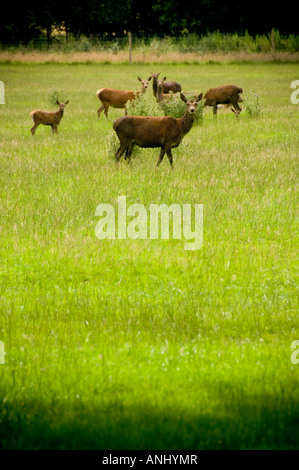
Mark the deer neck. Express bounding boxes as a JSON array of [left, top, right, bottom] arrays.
[[157, 87, 163, 102], [56, 108, 64, 121], [180, 110, 195, 136]]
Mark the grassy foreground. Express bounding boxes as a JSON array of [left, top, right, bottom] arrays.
[[0, 62, 298, 450]]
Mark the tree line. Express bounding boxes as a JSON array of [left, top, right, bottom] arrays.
[[0, 0, 296, 44]]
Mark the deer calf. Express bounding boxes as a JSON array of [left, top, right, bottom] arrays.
[[30, 100, 69, 135], [155, 76, 175, 103], [96, 76, 151, 119], [151, 72, 182, 98], [113, 92, 203, 169], [204, 85, 243, 117]]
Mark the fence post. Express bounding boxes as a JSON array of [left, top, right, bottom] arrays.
[[128, 31, 132, 64]]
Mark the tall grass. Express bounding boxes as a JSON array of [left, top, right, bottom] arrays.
[[2, 30, 299, 54]]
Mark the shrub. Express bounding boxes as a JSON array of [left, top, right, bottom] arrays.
[[106, 129, 120, 159], [48, 89, 68, 105], [125, 92, 161, 117], [244, 92, 262, 118]]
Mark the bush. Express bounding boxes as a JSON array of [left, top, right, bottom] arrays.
[[47, 89, 68, 105], [244, 92, 262, 118], [125, 92, 161, 117], [106, 129, 120, 159]]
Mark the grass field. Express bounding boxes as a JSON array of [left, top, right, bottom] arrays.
[[0, 61, 298, 450]]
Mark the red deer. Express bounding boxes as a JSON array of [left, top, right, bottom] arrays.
[[151, 72, 182, 98], [96, 76, 151, 119], [113, 92, 203, 169], [30, 100, 69, 135], [155, 76, 175, 103], [204, 85, 243, 116]]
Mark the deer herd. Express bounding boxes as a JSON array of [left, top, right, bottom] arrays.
[[30, 71, 243, 168]]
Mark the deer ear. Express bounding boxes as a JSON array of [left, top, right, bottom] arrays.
[[64, 100, 69, 105], [56, 100, 60, 105], [196, 93, 203, 102], [180, 93, 187, 103], [138, 77, 142, 82], [163, 76, 167, 81], [148, 76, 152, 81]]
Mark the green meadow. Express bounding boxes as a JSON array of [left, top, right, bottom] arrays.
[[0, 61, 298, 449]]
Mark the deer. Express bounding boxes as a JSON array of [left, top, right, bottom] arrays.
[[155, 76, 175, 103], [96, 76, 151, 119], [113, 92, 203, 169], [151, 72, 182, 98], [30, 100, 69, 135], [203, 85, 243, 117]]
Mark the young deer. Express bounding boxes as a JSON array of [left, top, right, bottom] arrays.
[[155, 76, 175, 103], [203, 85, 243, 117], [151, 72, 182, 98], [30, 100, 69, 135], [96, 76, 151, 119], [113, 92, 203, 169]]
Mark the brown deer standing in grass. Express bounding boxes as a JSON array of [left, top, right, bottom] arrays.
[[155, 76, 175, 103], [113, 92, 203, 169], [151, 72, 182, 98], [30, 100, 69, 135], [203, 85, 243, 117], [96, 76, 151, 119]]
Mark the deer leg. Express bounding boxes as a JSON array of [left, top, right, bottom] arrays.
[[97, 103, 104, 118], [115, 141, 129, 162], [30, 123, 39, 135], [124, 144, 135, 162], [213, 103, 218, 117], [104, 103, 109, 119], [165, 147, 174, 169], [156, 147, 166, 167], [231, 98, 242, 117]]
